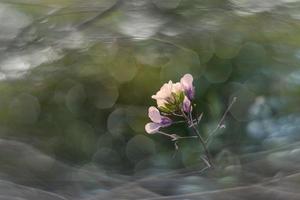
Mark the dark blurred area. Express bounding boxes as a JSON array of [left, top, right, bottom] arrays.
[[1, 0, 300, 199]]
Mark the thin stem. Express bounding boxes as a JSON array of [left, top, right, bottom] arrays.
[[172, 112, 184, 117], [173, 119, 198, 126], [191, 123, 214, 168], [197, 112, 204, 123], [177, 136, 198, 139], [158, 131, 198, 141], [157, 131, 177, 140], [158, 131, 198, 154], [205, 97, 237, 144], [171, 120, 186, 124], [181, 110, 214, 168]]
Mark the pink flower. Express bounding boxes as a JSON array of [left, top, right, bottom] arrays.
[[145, 106, 172, 134], [151, 81, 184, 107], [180, 74, 195, 100], [151, 74, 195, 109]]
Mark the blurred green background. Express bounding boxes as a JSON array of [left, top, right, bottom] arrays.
[[1, 0, 300, 199]]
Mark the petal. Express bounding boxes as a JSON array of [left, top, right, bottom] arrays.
[[180, 74, 193, 88], [148, 106, 162, 123], [157, 99, 167, 107], [160, 117, 172, 127], [152, 82, 173, 100], [183, 96, 191, 113], [167, 80, 173, 91], [145, 122, 161, 134], [171, 82, 184, 93], [180, 74, 195, 99], [161, 81, 173, 98], [187, 89, 195, 100]]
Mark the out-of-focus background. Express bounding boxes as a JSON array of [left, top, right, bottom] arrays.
[[1, 0, 300, 199]]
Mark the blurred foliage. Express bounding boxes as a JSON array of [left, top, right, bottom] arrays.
[[0, 0, 300, 177]]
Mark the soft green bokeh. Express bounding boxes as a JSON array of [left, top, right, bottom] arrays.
[[1, 0, 300, 178]]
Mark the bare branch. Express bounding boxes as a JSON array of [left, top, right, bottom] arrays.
[[197, 112, 204, 123], [181, 109, 214, 168], [205, 97, 237, 144]]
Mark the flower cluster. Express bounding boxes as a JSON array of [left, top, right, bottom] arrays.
[[145, 74, 195, 134], [145, 73, 236, 169]]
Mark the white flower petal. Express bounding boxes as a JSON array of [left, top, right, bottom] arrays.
[[180, 74, 193, 90], [172, 82, 184, 93], [145, 122, 161, 134], [157, 99, 167, 107], [148, 106, 162, 123], [152, 76, 189, 108], [152, 82, 172, 100]]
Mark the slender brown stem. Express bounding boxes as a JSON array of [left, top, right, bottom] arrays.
[[181, 110, 214, 168], [190, 123, 214, 168]]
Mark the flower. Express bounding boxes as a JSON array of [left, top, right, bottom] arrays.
[[145, 106, 172, 134], [151, 74, 195, 113], [151, 81, 184, 108], [146, 74, 195, 133], [180, 74, 195, 100]]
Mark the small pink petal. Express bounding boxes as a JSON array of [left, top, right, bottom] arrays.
[[183, 96, 191, 113], [172, 82, 184, 93], [180, 74, 195, 99], [145, 122, 161, 134], [160, 116, 172, 127], [167, 80, 173, 91], [180, 74, 193, 89], [151, 82, 173, 101], [148, 106, 162, 123]]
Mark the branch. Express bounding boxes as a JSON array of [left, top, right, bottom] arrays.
[[205, 97, 237, 144], [181, 109, 214, 168]]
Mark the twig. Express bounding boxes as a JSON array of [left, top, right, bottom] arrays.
[[171, 120, 185, 124], [205, 97, 237, 144], [157, 131, 178, 141], [157, 131, 198, 141], [178, 136, 198, 139], [197, 112, 204, 123], [181, 109, 214, 168]]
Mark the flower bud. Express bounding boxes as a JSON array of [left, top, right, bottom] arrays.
[[183, 96, 191, 113]]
